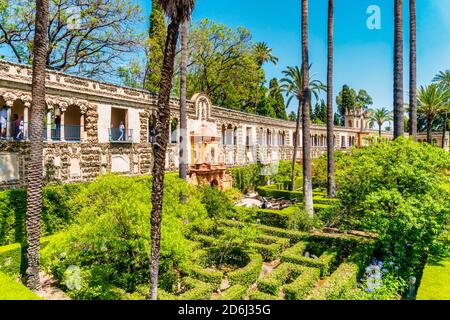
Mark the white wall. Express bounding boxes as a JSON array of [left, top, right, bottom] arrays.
[[97, 103, 111, 143]]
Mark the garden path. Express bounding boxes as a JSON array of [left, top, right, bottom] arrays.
[[38, 271, 70, 300]]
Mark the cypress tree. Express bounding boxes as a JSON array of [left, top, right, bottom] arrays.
[[145, 0, 167, 92], [269, 78, 287, 119]]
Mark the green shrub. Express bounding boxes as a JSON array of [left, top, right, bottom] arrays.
[[307, 262, 359, 300], [248, 290, 280, 300], [213, 285, 247, 300], [335, 138, 450, 277], [230, 164, 268, 194], [251, 235, 290, 261], [257, 263, 304, 295], [0, 271, 43, 300], [199, 185, 235, 219], [280, 242, 338, 276], [41, 174, 208, 299], [228, 252, 263, 287], [0, 183, 82, 245], [283, 267, 321, 300], [256, 185, 303, 201]]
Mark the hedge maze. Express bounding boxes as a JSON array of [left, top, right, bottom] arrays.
[[177, 212, 376, 300]]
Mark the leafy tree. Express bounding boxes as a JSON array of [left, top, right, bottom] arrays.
[[0, 0, 142, 79], [355, 89, 373, 109], [25, 0, 49, 292], [368, 107, 393, 138], [334, 139, 450, 279], [186, 19, 262, 111], [269, 78, 287, 119], [336, 85, 373, 125], [145, 0, 167, 92], [336, 85, 356, 125]]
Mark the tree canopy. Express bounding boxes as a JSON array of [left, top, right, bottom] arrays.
[[0, 0, 142, 79]]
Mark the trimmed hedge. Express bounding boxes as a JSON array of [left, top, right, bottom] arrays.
[[257, 263, 304, 295], [257, 185, 303, 201], [251, 235, 290, 262], [185, 264, 223, 288], [228, 252, 263, 287], [0, 184, 82, 246], [256, 224, 309, 244], [213, 285, 247, 300], [307, 262, 359, 300], [283, 267, 321, 300], [0, 234, 57, 278], [157, 277, 214, 300], [0, 271, 43, 300], [280, 242, 338, 276], [248, 290, 281, 300]]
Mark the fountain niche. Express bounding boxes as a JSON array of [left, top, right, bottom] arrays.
[[188, 94, 232, 191]]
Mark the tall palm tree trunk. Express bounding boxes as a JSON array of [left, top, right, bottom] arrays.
[[179, 21, 188, 180], [26, 0, 49, 291], [426, 119, 433, 144], [150, 21, 180, 300], [442, 113, 447, 149], [291, 98, 301, 191], [393, 0, 404, 139], [409, 0, 417, 141], [379, 124, 382, 138], [326, 0, 336, 198], [301, 0, 314, 216]]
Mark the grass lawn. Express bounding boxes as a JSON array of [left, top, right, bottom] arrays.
[[416, 257, 450, 300], [0, 272, 42, 300]]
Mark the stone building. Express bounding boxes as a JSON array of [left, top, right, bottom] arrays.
[[0, 60, 447, 190]]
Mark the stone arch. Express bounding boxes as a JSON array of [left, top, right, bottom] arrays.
[[191, 93, 212, 121]]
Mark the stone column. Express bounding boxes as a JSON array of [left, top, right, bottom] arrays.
[[60, 110, 65, 141], [24, 103, 30, 140], [80, 113, 85, 141], [5, 104, 12, 139], [47, 109, 52, 141]]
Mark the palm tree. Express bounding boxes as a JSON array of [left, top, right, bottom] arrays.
[[179, 21, 188, 180], [369, 107, 393, 138], [150, 0, 195, 301], [280, 66, 325, 195], [393, 0, 404, 139], [433, 70, 450, 148], [253, 42, 278, 112], [301, 0, 314, 216], [253, 42, 279, 67], [26, 0, 49, 291], [409, 0, 417, 141], [417, 84, 447, 144], [326, 0, 335, 198]]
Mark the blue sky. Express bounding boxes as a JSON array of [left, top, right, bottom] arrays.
[[139, 0, 450, 114]]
